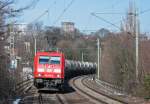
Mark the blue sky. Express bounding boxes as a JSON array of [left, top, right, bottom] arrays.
[[14, 0, 150, 34]]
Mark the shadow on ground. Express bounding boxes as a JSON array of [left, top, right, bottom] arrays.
[[38, 71, 96, 94], [37, 78, 75, 94]]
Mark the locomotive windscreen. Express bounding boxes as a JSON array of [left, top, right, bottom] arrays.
[[39, 56, 50, 64], [50, 56, 60, 64]]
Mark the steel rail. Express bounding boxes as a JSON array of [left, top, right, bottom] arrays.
[[71, 76, 107, 104], [71, 76, 129, 104], [82, 76, 129, 104]]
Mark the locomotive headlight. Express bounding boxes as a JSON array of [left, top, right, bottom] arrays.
[[57, 74, 60, 77], [38, 68, 44, 72], [54, 69, 61, 73], [38, 73, 41, 77]]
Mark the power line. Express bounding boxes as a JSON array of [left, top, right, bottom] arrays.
[[94, 7, 150, 16], [30, 10, 48, 24], [47, 0, 57, 10], [81, 29, 97, 32], [53, 0, 75, 25], [91, 13, 121, 30], [29, 0, 57, 24], [110, 0, 125, 8], [81, 20, 120, 33], [83, 14, 93, 33], [94, 12, 124, 15], [140, 8, 150, 15]]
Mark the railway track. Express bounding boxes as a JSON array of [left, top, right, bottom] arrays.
[[16, 75, 132, 104], [16, 78, 33, 96], [18, 76, 94, 104], [15, 79, 66, 104], [19, 88, 67, 104], [70, 76, 129, 104]]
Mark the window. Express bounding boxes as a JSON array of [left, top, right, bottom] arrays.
[[50, 56, 60, 64], [39, 56, 50, 64]]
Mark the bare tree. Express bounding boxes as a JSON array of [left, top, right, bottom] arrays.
[[0, 0, 39, 102]]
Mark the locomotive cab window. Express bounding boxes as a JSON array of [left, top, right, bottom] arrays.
[[39, 56, 50, 64], [50, 56, 60, 64]]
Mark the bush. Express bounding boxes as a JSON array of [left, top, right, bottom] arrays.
[[144, 75, 150, 97]]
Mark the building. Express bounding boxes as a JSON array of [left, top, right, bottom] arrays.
[[139, 33, 148, 41], [61, 22, 75, 33], [14, 23, 27, 36]]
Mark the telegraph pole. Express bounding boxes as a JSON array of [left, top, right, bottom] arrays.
[[97, 38, 100, 79], [33, 29, 37, 56], [135, 7, 139, 83], [34, 37, 36, 56], [132, 0, 139, 83]]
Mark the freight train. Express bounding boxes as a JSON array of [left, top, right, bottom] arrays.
[[33, 51, 96, 90]]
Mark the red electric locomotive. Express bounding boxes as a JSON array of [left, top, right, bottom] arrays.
[[33, 51, 65, 90]]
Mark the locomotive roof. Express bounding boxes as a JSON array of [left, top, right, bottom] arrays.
[[36, 51, 63, 56]]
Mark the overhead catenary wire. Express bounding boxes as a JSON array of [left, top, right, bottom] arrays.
[[29, 0, 57, 24], [91, 11, 141, 35], [140, 8, 150, 15], [30, 10, 48, 24], [81, 21, 120, 33], [53, 0, 75, 25], [110, 0, 126, 9], [91, 6, 146, 32], [91, 13, 121, 30], [9, 0, 56, 29], [94, 12, 124, 15], [94, 7, 150, 17], [83, 14, 94, 33], [82, 0, 126, 34], [92, 1, 150, 31]]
